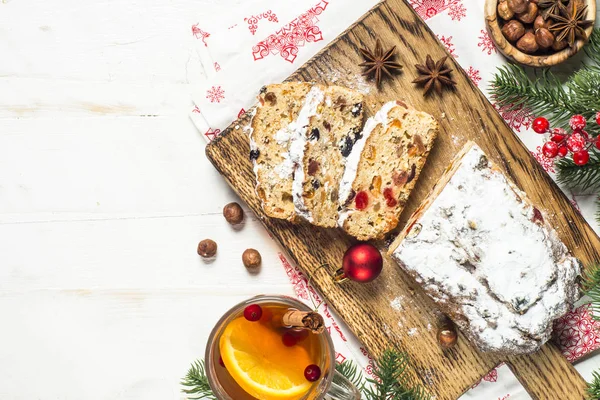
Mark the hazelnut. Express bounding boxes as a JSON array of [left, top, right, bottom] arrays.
[[535, 28, 555, 49], [502, 20, 525, 42], [242, 248, 262, 269], [438, 328, 458, 348], [516, 31, 539, 53], [533, 14, 549, 30], [497, 0, 514, 20], [223, 202, 244, 225], [516, 2, 538, 24], [198, 239, 217, 258], [507, 0, 529, 14], [552, 39, 568, 51]]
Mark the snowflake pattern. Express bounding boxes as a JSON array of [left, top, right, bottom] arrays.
[[554, 304, 600, 362], [437, 35, 458, 58], [448, 2, 467, 20], [191, 23, 210, 46], [531, 145, 556, 173], [493, 102, 533, 132], [214, 62, 221, 72], [408, 0, 464, 20], [206, 86, 225, 103], [245, 10, 279, 35], [204, 128, 221, 141], [252, 0, 329, 63], [466, 66, 481, 86], [478, 29, 497, 55], [191, 105, 201, 114]]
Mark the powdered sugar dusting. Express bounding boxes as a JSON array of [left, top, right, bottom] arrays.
[[390, 296, 404, 311], [407, 327, 418, 336]]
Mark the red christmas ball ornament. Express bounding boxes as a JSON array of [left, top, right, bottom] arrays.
[[532, 117, 550, 134], [557, 145, 568, 157], [596, 111, 600, 125], [573, 149, 590, 166], [338, 243, 383, 283], [244, 304, 263, 322], [569, 114, 587, 131], [542, 141, 558, 158]]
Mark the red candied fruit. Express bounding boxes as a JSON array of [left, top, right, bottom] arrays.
[[383, 187, 397, 207], [355, 191, 369, 210]]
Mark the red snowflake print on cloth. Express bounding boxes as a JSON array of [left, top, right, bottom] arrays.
[[214, 62, 221, 72], [471, 363, 503, 389], [554, 304, 600, 362], [437, 35, 458, 58], [279, 253, 309, 300], [238, 108, 247, 119], [204, 128, 221, 141], [322, 304, 347, 342], [531, 145, 556, 173], [408, 0, 464, 20], [492, 101, 533, 132], [335, 352, 347, 364], [206, 86, 225, 103], [478, 29, 497, 55], [448, 2, 467, 20], [252, 0, 329, 63], [191, 105, 201, 114], [466, 66, 481, 86], [359, 347, 376, 377], [191, 23, 210, 46], [245, 10, 279, 35]]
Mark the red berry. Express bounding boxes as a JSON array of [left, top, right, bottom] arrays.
[[551, 133, 566, 143], [573, 149, 590, 166], [282, 332, 298, 347], [383, 187, 397, 207], [596, 111, 600, 125], [557, 145, 568, 157], [595, 136, 600, 150], [569, 114, 587, 131], [244, 304, 263, 322], [289, 328, 309, 342], [567, 132, 586, 152], [532, 117, 550, 134], [542, 142, 558, 158], [304, 364, 321, 382], [355, 191, 369, 210], [219, 356, 226, 368]]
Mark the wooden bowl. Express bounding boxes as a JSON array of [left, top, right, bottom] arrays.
[[484, 0, 596, 67]]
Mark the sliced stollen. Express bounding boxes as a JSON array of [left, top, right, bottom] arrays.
[[388, 142, 581, 354], [338, 101, 438, 240], [249, 82, 314, 221], [293, 86, 365, 227]]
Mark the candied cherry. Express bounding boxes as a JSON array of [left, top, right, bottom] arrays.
[[355, 191, 369, 210], [244, 304, 263, 322], [569, 114, 587, 131], [542, 142, 558, 158], [282, 332, 298, 347], [573, 149, 590, 166], [532, 117, 549, 134], [383, 187, 397, 207], [304, 364, 322, 382]]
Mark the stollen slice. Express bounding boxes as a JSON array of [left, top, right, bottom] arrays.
[[249, 82, 313, 221], [338, 101, 438, 240], [293, 86, 365, 227]]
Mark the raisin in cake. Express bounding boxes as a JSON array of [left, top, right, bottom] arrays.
[[389, 142, 581, 354], [338, 101, 438, 241], [293, 86, 364, 227], [249, 82, 314, 221]]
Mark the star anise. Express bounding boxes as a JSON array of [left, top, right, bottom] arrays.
[[549, 0, 593, 48], [359, 39, 402, 87], [537, 0, 567, 19], [412, 55, 456, 96]]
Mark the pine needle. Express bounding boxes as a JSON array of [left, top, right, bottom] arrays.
[[588, 371, 600, 399], [556, 150, 600, 192], [181, 359, 216, 399], [336, 360, 367, 391]]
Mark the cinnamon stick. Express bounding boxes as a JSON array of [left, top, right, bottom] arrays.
[[282, 310, 325, 334]]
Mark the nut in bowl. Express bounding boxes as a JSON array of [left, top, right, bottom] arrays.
[[485, 0, 596, 67]]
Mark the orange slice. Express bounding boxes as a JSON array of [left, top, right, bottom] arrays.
[[219, 316, 315, 400]]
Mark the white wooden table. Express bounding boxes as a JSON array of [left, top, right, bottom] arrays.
[[0, 1, 295, 398]]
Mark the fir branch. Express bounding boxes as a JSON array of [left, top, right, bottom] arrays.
[[364, 350, 430, 400], [181, 359, 216, 400], [584, 29, 600, 68], [556, 150, 600, 192], [336, 360, 367, 391], [583, 264, 600, 323], [587, 371, 600, 399]]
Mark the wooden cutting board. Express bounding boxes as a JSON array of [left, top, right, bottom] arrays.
[[205, 0, 600, 398]]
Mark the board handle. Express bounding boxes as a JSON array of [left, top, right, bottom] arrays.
[[506, 342, 588, 400]]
